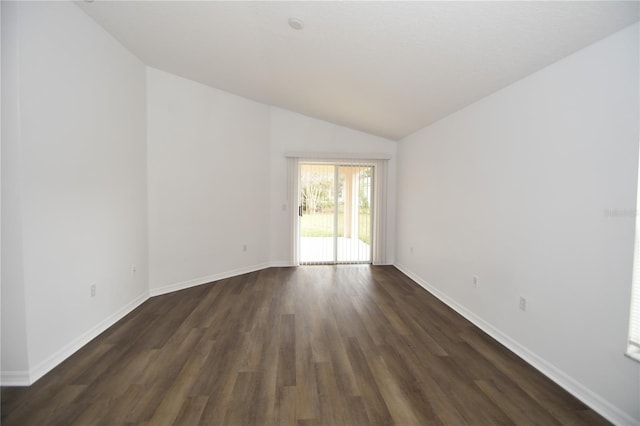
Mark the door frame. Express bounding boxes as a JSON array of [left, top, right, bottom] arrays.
[[298, 162, 375, 265], [286, 153, 389, 266]]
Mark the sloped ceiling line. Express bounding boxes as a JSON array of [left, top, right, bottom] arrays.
[[77, 1, 640, 140]]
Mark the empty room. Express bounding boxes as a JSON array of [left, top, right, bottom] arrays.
[[2, 1, 639, 425]]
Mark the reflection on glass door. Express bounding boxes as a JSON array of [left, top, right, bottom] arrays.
[[299, 163, 373, 264]]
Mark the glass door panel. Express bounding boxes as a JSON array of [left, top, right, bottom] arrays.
[[299, 163, 373, 265], [337, 166, 372, 263], [299, 164, 336, 264]]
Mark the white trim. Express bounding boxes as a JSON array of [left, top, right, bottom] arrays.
[[627, 139, 640, 359], [2, 263, 302, 387], [1, 291, 150, 386], [293, 158, 388, 265], [394, 263, 639, 426], [285, 151, 391, 160], [372, 160, 387, 265], [288, 158, 300, 266], [0, 371, 31, 387], [149, 262, 271, 297], [5, 262, 633, 424], [625, 345, 640, 363]]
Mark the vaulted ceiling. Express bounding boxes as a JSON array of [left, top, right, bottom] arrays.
[[77, 1, 639, 140]]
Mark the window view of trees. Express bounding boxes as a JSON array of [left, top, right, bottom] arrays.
[[300, 165, 372, 244], [300, 170, 335, 214], [301, 167, 371, 215]]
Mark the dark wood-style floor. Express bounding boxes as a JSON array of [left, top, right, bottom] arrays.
[[2, 266, 608, 425]]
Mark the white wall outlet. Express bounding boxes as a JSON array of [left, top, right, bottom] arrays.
[[519, 296, 527, 311], [242, 244, 247, 252], [90, 284, 96, 297], [131, 265, 137, 276], [473, 276, 479, 288]]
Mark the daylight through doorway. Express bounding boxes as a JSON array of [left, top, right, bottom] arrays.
[[299, 163, 373, 264]]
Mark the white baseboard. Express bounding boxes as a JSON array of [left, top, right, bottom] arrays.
[[16, 261, 629, 424], [0, 370, 30, 386], [394, 263, 638, 426], [149, 262, 273, 297], [3, 263, 298, 387], [1, 291, 150, 387]]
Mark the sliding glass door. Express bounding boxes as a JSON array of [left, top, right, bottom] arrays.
[[299, 163, 373, 264]]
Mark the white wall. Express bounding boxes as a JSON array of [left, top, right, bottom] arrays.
[[1, 2, 396, 383], [8, 7, 633, 424], [269, 107, 397, 265], [146, 76, 396, 293], [1, 1, 148, 383], [1, 1, 30, 380], [396, 23, 640, 425], [147, 68, 271, 294]]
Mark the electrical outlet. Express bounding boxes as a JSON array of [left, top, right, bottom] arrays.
[[131, 265, 137, 276], [90, 284, 96, 298], [473, 276, 479, 288], [519, 296, 527, 311], [242, 244, 247, 252]]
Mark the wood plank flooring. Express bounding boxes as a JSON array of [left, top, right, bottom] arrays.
[[1, 266, 609, 425]]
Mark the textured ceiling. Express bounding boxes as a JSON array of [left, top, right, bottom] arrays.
[[77, 1, 639, 140]]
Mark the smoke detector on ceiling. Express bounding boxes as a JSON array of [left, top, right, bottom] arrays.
[[288, 17, 304, 30]]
